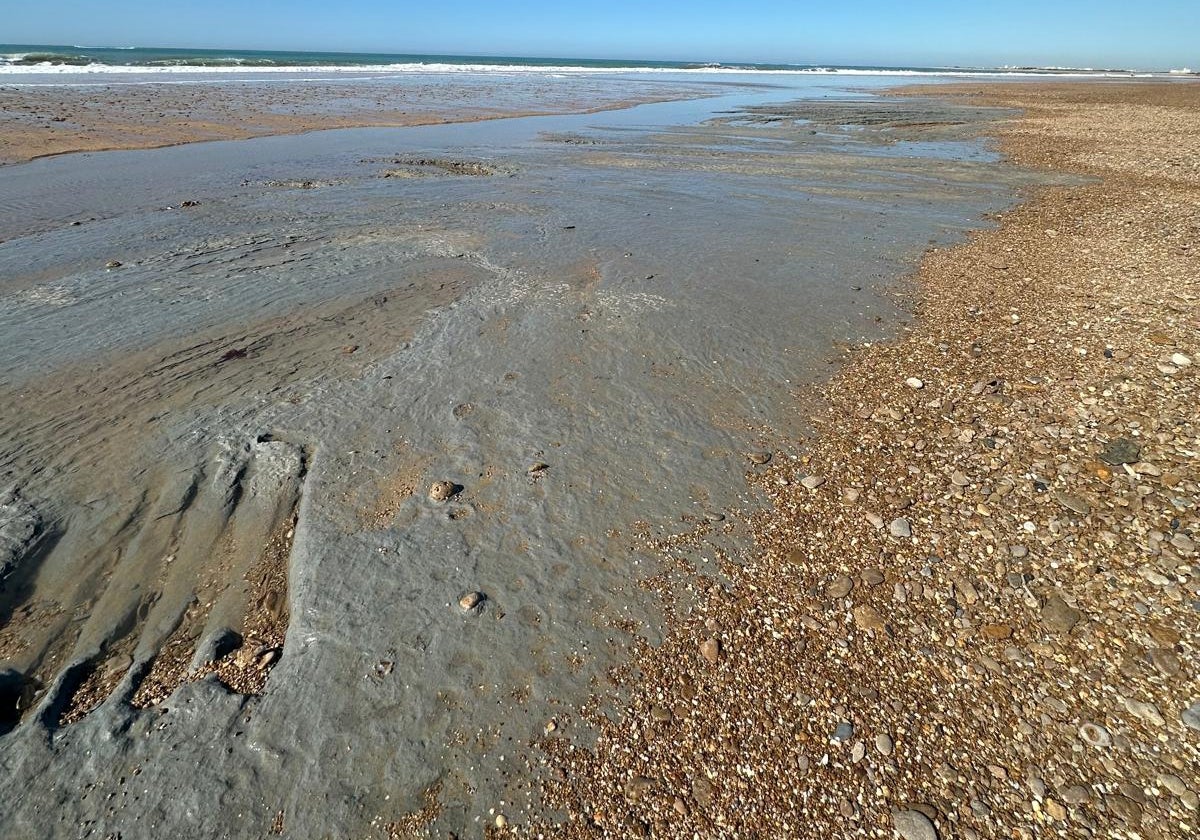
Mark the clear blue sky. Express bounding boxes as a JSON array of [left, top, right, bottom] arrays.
[[5, 0, 1197, 69]]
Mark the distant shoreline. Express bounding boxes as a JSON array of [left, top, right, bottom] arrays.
[[1, 44, 1191, 77]]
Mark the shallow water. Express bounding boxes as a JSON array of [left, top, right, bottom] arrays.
[[0, 74, 1047, 837]]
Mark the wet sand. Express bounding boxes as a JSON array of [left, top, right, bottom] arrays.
[[533, 81, 1200, 838], [0, 74, 720, 164], [0, 75, 1148, 838]]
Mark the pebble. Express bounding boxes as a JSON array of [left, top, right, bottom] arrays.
[[699, 638, 721, 664], [458, 591, 484, 611], [1149, 648, 1180, 676], [691, 777, 714, 806], [800, 475, 826, 490], [905, 377, 925, 389], [1040, 593, 1082, 633], [1099, 438, 1141, 466], [1078, 722, 1112, 748], [875, 733, 894, 756], [853, 604, 886, 632], [889, 518, 913, 539], [494, 814, 508, 829], [105, 260, 122, 269], [1159, 773, 1189, 797], [1182, 700, 1200, 731], [747, 451, 772, 465], [1061, 786, 1091, 805], [893, 809, 938, 840], [850, 741, 866, 763], [865, 512, 886, 530], [1170, 352, 1192, 366], [950, 470, 970, 487], [1105, 794, 1142, 824], [1044, 799, 1067, 821], [980, 623, 1013, 640], [624, 776, 656, 802], [1052, 490, 1091, 516], [428, 480, 456, 502], [827, 575, 854, 598], [861, 568, 885, 586], [832, 722, 854, 742], [102, 653, 133, 680], [1120, 695, 1164, 726]]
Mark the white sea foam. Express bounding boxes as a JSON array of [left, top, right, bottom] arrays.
[[0, 60, 1159, 78]]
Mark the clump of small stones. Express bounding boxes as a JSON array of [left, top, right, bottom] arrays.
[[528, 83, 1200, 839]]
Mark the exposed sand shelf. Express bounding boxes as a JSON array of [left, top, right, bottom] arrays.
[[0, 82, 1050, 836]]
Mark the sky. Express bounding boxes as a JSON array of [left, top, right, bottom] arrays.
[[4, 0, 1197, 70]]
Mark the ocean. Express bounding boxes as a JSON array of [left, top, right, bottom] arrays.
[[0, 43, 1167, 76]]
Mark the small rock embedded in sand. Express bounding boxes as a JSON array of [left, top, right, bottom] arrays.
[[893, 808, 938, 840], [527, 462, 550, 475], [691, 777, 714, 807], [889, 518, 913, 538], [875, 733, 894, 756], [494, 814, 508, 828], [950, 470, 970, 487], [428, 480, 456, 502], [105, 260, 122, 269], [853, 605, 886, 632], [827, 575, 854, 598], [1120, 695, 1164, 726], [1159, 774, 1189, 797], [800, 475, 825, 490], [699, 638, 721, 664], [980, 623, 1013, 640], [1099, 438, 1141, 465], [832, 721, 854, 742], [1045, 799, 1067, 821], [102, 653, 133, 679], [861, 568, 884, 586], [624, 775, 656, 802], [1052, 490, 1091, 516], [458, 591, 484, 611], [747, 451, 772, 465], [1078, 722, 1112, 748], [1182, 700, 1200, 731], [1062, 786, 1091, 805], [905, 377, 925, 389], [1040, 593, 1081, 633], [1170, 352, 1191, 367]]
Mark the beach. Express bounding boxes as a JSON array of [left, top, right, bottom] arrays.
[[0, 70, 1195, 839], [534, 81, 1200, 838]]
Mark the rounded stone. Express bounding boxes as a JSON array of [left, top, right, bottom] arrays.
[[892, 808, 938, 840], [428, 480, 456, 502], [1078, 722, 1112, 748], [827, 575, 854, 598]]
